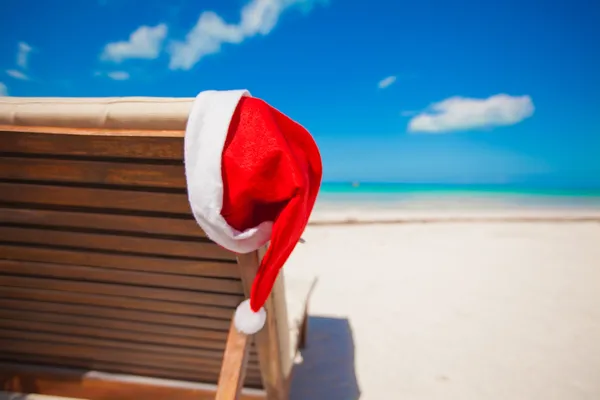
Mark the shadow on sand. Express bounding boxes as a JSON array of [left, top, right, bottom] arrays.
[[290, 316, 361, 400]]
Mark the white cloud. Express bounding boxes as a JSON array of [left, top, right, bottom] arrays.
[[169, 0, 326, 70], [6, 69, 29, 80], [17, 42, 33, 69], [378, 75, 396, 89], [102, 24, 168, 62], [0, 82, 8, 96], [107, 71, 130, 80], [408, 94, 535, 133], [94, 70, 131, 80]]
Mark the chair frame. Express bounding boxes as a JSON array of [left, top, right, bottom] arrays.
[[0, 124, 310, 400], [0, 246, 300, 400]]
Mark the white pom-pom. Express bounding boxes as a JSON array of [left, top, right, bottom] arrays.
[[234, 299, 266, 334]]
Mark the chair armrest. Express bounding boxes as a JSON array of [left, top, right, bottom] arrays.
[[216, 316, 251, 400]]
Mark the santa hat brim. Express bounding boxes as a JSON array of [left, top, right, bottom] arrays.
[[184, 89, 273, 255]]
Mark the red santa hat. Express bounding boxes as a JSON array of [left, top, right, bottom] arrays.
[[184, 89, 322, 334]]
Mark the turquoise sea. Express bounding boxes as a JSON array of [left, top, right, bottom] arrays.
[[316, 182, 600, 211]]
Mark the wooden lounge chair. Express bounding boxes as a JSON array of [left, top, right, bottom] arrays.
[[0, 97, 315, 400]]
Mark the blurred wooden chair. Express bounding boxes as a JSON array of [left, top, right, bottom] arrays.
[[0, 97, 315, 400]]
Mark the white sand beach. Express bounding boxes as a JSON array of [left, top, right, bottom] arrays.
[[286, 212, 600, 399]]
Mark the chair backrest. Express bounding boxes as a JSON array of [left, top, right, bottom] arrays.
[[0, 97, 292, 397]]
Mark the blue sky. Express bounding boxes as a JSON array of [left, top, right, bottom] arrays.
[[2, 0, 599, 187]]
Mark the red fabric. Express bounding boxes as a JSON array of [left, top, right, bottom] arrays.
[[221, 97, 322, 312]]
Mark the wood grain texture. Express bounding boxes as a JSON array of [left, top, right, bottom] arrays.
[[0, 244, 239, 278], [0, 347, 262, 387], [0, 362, 266, 400], [0, 331, 225, 365], [0, 127, 276, 396], [0, 329, 261, 366], [0, 284, 235, 319], [0, 225, 234, 260], [216, 317, 252, 400], [0, 313, 230, 348], [237, 250, 289, 400], [0, 129, 184, 159], [0, 207, 206, 237], [0, 156, 186, 188], [1, 353, 216, 383], [0, 351, 263, 387], [0, 275, 242, 309], [0, 354, 263, 387], [0, 338, 227, 371], [0, 225, 231, 259], [0, 306, 260, 362], [0, 304, 261, 360], [0, 182, 190, 214], [0, 125, 187, 137], [0, 259, 243, 294], [0, 305, 231, 336]]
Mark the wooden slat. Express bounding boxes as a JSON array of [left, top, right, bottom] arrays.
[[0, 259, 243, 294], [0, 182, 191, 214], [0, 285, 234, 319], [0, 129, 184, 159], [0, 305, 230, 336], [0, 275, 242, 309], [0, 338, 236, 373], [0, 354, 263, 387], [0, 156, 186, 188], [0, 244, 239, 278], [0, 362, 266, 400], [0, 313, 229, 349], [0, 329, 261, 368], [216, 318, 252, 400], [0, 306, 260, 361], [1, 353, 216, 383], [0, 341, 263, 384], [0, 354, 262, 387], [0, 329, 239, 364], [0, 226, 235, 260], [0, 128, 273, 396], [0, 207, 206, 237], [0, 339, 221, 370]]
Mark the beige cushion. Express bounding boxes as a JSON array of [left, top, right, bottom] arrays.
[[0, 97, 194, 130]]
